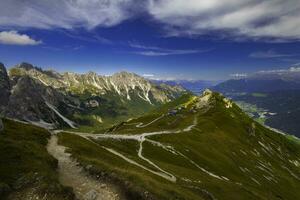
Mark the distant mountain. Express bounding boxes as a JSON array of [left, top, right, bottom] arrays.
[[59, 90, 300, 200], [250, 67, 300, 83], [213, 72, 300, 137], [1, 62, 185, 129], [214, 67, 300, 94], [213, 79, 300, 94], [152, 80, 220, 94], [231, 90, 300, 137]]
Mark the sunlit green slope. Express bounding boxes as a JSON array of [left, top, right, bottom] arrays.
[[59, 90, 300, 200]]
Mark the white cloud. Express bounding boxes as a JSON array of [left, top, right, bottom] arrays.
[[290, 67, 300, 72], [134, 50, 203, 56], [0, 0, 141, 30], [147, 0, 300, 40], [230, 66, 300, 80], [255, 67, 300, 74], [0, 31, 41, 45], [129, 42, 213, 56], [142, 74, 154, 77], [0, 0, 299, 40], [249, 50, 297, 59], [230, 73, 248, 78]]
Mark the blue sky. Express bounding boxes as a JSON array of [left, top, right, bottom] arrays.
[[0, 0, 300, 80]]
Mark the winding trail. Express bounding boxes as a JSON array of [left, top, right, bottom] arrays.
[[47, 135, 122, 200], [135, 114, 165, 128], [57, 114, 227, 184]]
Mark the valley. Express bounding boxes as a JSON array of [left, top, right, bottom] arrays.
[[213, 77, 300, 137]]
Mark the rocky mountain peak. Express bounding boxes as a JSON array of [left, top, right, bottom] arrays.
[[188, 89, 233, 111], [3, 62, 186, 128], [16, 62, 38, 71], [113, 71, 136, 77], [0, 62, 5, 71], [86, 71, 98, 76]]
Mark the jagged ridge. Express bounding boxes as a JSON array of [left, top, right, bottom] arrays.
[[2, 62, 186, 129]]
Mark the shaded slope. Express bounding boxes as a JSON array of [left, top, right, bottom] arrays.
[[0, 118, 74, 200]]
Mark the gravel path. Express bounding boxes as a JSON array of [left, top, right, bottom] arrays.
[[47, 135, 122, 200]]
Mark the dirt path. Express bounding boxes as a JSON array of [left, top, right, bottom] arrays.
[[47, 135, 122, 200], [58, 116, 199, 183]]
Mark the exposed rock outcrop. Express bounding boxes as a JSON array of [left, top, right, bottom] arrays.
[[0, 63, 10, 113], [0, 118, 3, 132]]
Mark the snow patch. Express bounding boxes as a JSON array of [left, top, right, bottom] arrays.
[[45, 102, 77, 129], [28, 119, 56, 129]]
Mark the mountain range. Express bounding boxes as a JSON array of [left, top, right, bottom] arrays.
[[0, 62, 185, 130]]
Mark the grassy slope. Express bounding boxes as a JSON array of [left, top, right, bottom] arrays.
[[0, 118, 74, 200], [58, 93, 300, 200], [65, 92, 159, 133]]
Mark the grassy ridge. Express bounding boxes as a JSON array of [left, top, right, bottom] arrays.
[[58, 132, 204, 200], [0, 118, 74, 200], [58, 92, 300, 200]]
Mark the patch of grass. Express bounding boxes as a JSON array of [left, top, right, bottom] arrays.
[[58, 132, 205, 200], [0, 118, 74, 200]]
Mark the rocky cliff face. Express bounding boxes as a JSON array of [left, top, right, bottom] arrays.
[[0, 118, 3, 131], [5, 76, 78, 128], [0, 63, 10, 113]]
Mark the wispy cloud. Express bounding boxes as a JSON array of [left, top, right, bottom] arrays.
[[72, 45, 84, 50], [249, 50, 297, 59], [129, 42, 213, 56], [229, 66, 300, 80], [61, 30, 113, 45], [148, 0, 300, 41], [0, 30, 41, 45], [291, 62, 300, 66], [0, 1, 299, 41], [230, 73, 248, 78], [134, 50, 205, 56], [142, 73, 154, 77], [0, 0, 140, 30], [257, 67, 300, 74]]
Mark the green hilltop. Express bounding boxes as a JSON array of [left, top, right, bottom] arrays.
[[57, 90, 300, 200]]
